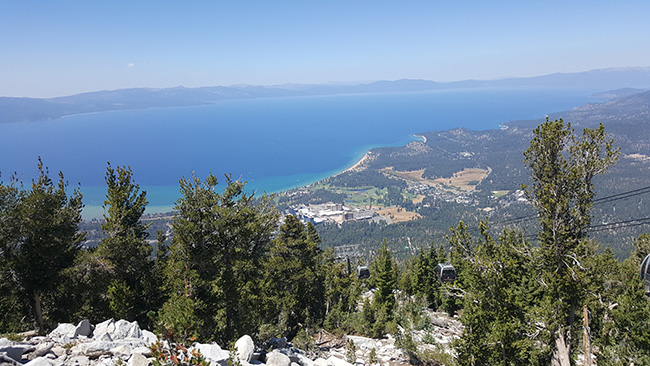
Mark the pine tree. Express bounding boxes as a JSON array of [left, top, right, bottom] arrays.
[[262, 215, 325, 338], [12, 158, 85, 332], [362, 243, 397, 338], [149, 230, 169, 316], [410, 243, 446, 309], [162, 173, 278, 344], [321, 248, 361, 332], [373, 244, 396, 315], [450, 221, 546, 365], [596, 235, 650, 365], [96, 163, 154, 324], [522, 118, 619, 366], [631, 233, 650, 262], [0, 174, 26, 331]]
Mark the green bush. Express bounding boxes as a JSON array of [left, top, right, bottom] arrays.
[[155, 294, 203, 344], [395, 330, 417, 362], [345, 339, 356, 364], [292, 329, 315, 355], [422, 333, 436, 344], [418, 346, 453, 366]]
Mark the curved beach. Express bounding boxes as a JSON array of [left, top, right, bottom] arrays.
[[337, 151, 374, 176]]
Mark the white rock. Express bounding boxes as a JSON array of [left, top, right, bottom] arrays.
[[29, 336, 48, 344], [274, 348, 302, 363], [71, 340, 117, 356], [294, 352, 314, 366], [92, 319, 142, 341], [345, 336, 376, 351], [48, 323, 77, 343], [94, 356, 118, 366], [28, 342, 53, 359], [112, 320, 142, 340], [51, 346, 66, 357], [0, 338, 14, 347], [72, 338, 147, 357], [266, 351, 291, 366], [313, 358, 332, 366], [141, 330, 157, 346], [128, 352, 150, 366], [66, 355, 90, 366], [23, 357, 55, 366], [326, 357, 353, 366], [98, 333, 113, 342], [93, 319, 115, 340], [110, 344, 133, 356], [235, 335, 254, 362], [132, 346, 152, 357], [193, 343, 229, 366]]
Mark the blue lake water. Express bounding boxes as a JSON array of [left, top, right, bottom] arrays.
[[0, 87, 604, 218]]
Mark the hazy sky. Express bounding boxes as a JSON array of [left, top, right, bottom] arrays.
[[2, 1, 649, 98]]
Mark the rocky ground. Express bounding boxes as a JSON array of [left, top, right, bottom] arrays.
[[0, 312, 462, 366]]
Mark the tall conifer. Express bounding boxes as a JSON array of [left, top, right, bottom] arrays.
[[13, 158, 84, 331], [522, 118, 618, 365], [96, 163, 153, 323], [262, 215, 325, 338], [162, 174, 278, 344]]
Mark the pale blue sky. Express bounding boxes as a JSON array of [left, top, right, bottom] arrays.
[[1, 0, 649, 97]]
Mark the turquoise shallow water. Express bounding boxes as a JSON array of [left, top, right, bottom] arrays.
[[0, 87, 602, 219]]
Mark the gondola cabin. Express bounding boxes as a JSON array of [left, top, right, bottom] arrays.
[[641, 253, 650, 295], [435, 263, 457, 283], [357, 265, 370, 280]]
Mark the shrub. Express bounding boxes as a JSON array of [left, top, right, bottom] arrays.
[[345, 339, 356, 364]]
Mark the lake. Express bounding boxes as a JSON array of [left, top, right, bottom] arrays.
[[0, 86, 604, 218]]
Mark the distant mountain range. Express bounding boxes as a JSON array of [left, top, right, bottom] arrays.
[[2, 67, 650, 124]]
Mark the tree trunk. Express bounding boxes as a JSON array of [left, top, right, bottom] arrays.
[[551, 330, 571, 366], [33, 290, 44, 333]]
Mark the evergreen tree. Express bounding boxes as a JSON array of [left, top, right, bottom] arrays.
[[522, 118, 619, 366], [150, 230, 169, 316], [12, 158, 85, 332], [450, 221, 546, 365], [161, 174, 278, 344], [0, 174, 26, 331], [64, 248, 114, 323], [96, 163, 154, 324], [372, 243, 396, 315], [262, 215, 325, 338], [321, 248, 361, 332], [410, 243, 446, 309], [631, 232, 650, 262], [361, 243, 397, 338], [596, 235, 650, 364]]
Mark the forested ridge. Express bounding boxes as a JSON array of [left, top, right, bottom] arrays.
[[2, 117, 650, 365]]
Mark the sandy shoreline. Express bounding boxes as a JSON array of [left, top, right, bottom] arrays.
[[333, 134, 423, 179], [337, 151, 373, 176]]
